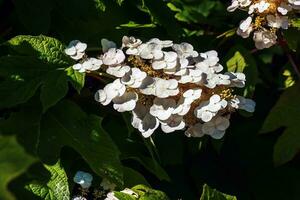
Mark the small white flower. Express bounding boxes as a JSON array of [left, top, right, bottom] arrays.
[[113, 91, 138, 112], [253, 30, 277, 49], [72, 196, 87, 200], [73, 171, 93, 189], [289, 0, 300, 8], [183, 89, 202, 104], [148, 38, 173, 48], [173, 102, 191, 116], [178, 69, 203, 84], [65, 40, 87, 60], [196, 61, 223, 74], [230, 96, 256, 112], [195, 95, 227, 122], [237, 17, 253, 38], [132, 103, 159, 138], [95, 79, 126, 105], [104, 192, 119, 200], [102, 48, 125, 65], [101, 178, 116, 191], [266, 15, 289, 29], [226, 72, 246, 88], [163, 59, 188, 75], [152, 51, 177, 70], [278, 2, 292, 15], [172, 42, 198, 58], [122, 36, 142, 55], [160, 114, 186, 133], [205, 74, 231, 88], [256, 1, 270, 13], [200, 50, 220, 67], [143, 78, 179, 98], [138, 43, 164, 60], [106, 65, 131, 78], [73, 58, 102, 72], [101, 38, 117, 53], [227, 0, 252, 12], [121, 68, 147, 88], [186, 116, 230, 139], [150, 98, 176, 121], [202, 116, 230, 139], [227, 0, 240, 12]]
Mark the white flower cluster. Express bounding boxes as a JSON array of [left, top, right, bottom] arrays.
[[66, 36, 255, 139], [227, 0, 300, 49]]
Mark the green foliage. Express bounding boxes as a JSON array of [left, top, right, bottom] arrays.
[[114, 185, 169, 200], [26, 161, 70, 200], [291, 18, 300, 30], [6, 35, 72, 66], [0, 136, 35, 200], [226, 51, 246, 73], [225, 45, 258, 96], [0, 35, 84, 111], [200, 184, 237, 200], [261, 83, 300, 165]]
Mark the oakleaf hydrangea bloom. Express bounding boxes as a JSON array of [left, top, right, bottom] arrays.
[[73, 171, 93, 189], [227, 0, 300, 49], [66, 36, 256, 140]]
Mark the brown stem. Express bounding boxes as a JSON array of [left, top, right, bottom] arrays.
[[277, 33, 300, 79], [287, 53, 300, 78]]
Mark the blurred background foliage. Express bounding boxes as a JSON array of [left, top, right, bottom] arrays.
[[1, 0, 300, 199]]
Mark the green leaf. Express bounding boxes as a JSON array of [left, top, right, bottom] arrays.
[[94, 0, 106, 12], [6, 35, 72, 66], [290, 18, 300, 30], [66, 67, 85, 93], [40, 70, 68, 112], [0, 35, 84, 110], [0, 56, 67, 111], [114, 192, 136, 200], [0, 78, 42, 109], [283, 28, 300, 51], [123, 167, 149, 187], [261, 83, 300, 165], [200, 184, 237, 200], [143, 0, 183, 39], [226, 51, 246, 73], [37, 100, 123, 185], [0, 100, 42, 155], [225, 45, 258, 96], [117, 21, 156, 29], [122, 153, 169, 181], [115, 0, 125, 6], [0, 136, 35, 200], [132, 185, 169, 200], [114, 185, 169, 200], [26, 161, 70, 200]]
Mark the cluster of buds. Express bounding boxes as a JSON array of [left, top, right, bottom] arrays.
[[65, 36, 255, 139], [227, 0, 300, 49]]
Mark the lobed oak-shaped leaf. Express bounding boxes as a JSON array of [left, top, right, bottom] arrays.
[[200, 184, 237, 200], [261, 83, 300, 165], [26, 161, 70, 200], [0, 136, 36, 200]]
